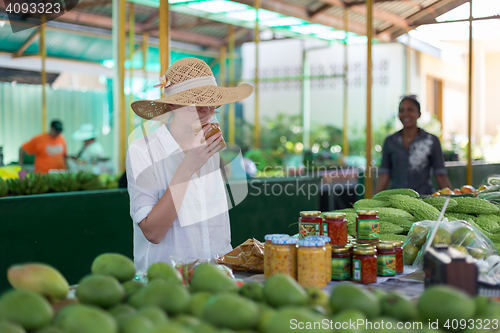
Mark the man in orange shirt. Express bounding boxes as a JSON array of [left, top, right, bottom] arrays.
[[19, 120, 67, 174]]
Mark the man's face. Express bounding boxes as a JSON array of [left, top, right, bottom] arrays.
[[49, 127, 61, 137]]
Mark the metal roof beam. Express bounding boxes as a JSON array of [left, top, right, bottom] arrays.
[[346, 0, 420, 7], [350, 3, 410, 29], [231, 0, 373, 37], [12, 29, 40, 58], [76, 0, 112, 9]]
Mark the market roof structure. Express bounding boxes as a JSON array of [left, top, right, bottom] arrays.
[[0, 0, 469, 64]]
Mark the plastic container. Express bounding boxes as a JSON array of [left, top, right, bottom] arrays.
[[308, 236, 332, 284], [376, 241, 396, 277], [352, 247, 377, 284], [270, 237, 298, 279], [324, 212, 348, 246], [297, 238, 327, 288], [264, 234, 288, 278], [331, 246, 351, 281], [356, 210, 380, 244], [393, 241, 404, 274], [299, 211, 322, 239]]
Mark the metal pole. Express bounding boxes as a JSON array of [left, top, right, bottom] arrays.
[[365, 0, 373, 198], [119, 0, 126, 172], [159, 0, 170, 78], [129, 2, 135, 134], [467, 0, 473, 185], [219, 45, 226, 132], [343, 8, 349, 156], [228, 25, 235, 143], [254, 0, 260, 148], [406, 30, 411, 94], [40, 15, 46, 133], [142, 33, 148, 85]]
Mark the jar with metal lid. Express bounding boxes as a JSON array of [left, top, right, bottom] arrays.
[[299, 211, 322, 239], [356, 210, 380, 244], [352, 247, 377, 284], [393, 241, 404, 274], [271, 237, 298, 278], [264, 234, 288, 278], [331, 246, 351, 281], [324, 212, 348, 246], [376, 242, 396, 277], [297, 239, 327, 288], [308, 236, 332, 284]]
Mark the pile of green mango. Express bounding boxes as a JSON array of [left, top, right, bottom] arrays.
[[1, 252, 499, 333]]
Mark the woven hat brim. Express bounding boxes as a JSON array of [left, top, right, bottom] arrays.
[[131, 83, 254, 120]]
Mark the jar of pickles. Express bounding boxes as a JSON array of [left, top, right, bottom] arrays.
[[323, 212, 348, 246], [271, 237, 298, 278], [376, 242, 396, 277], [308, 236, 332, 284], [352, 246, 377, 284], [297, 239, 327, 289], [264, 234, 288, 278], [393, 241, 404, 274], [299, 211, 322, 239], [331, 246, 351, 281], [356, 210, 380, 244]]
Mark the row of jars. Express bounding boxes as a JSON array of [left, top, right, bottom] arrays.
[[299, 210, 381, 246], [264, 233, 404, 287]]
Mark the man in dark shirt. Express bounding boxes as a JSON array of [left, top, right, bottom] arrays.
[[375, 96, 452, 195]]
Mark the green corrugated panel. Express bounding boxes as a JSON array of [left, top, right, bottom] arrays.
[[0, 25, 38, 53]]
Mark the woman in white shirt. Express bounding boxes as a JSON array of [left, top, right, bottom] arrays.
[[126, 57, 253, 271]]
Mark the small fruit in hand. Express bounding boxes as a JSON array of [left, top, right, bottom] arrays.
[[461, 185, 475, 194]]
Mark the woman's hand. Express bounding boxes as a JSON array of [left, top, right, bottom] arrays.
[[181, 124, 223, 176]]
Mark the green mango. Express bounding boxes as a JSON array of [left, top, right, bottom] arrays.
[[0, 290, 53, 331], [190, 264, 237, 294], [129, 280, 190, 316], [91, 253, 136, 282], [55, 304, 117, 333], [330, 284, 380, 319], [76, 274, 125, 308], [202, 294, 260, 331], [263, 275, 307, 308]]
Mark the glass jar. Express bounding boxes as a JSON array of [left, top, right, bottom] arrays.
[[308, 236, 332, 285], [331, 246, 351, 281], [297, 239, 327, 289], [376, 242, 396, 277], [299, 211, 322, 239], [352, 247, 377, 284], [356, 210, 380, 244], [194, 114, 227, 151], [324, 212, 348, 246], [270, 237, 298, 279], [264, 234, 288, 278], [393, 241, 404, 274]]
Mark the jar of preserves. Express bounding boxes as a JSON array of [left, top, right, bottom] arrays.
[[393, 241, 404, 274], [297, 239, 327, 289], [352, 247, 377, 284], [356, 210, 380, 244], [331, 246, 351, 281], [264, 234, 288, 278], [323, 212, 348, 246], [299, 211, 322, 239], [376, 242, 396, 277], [308, 236, 332, 284], [270, 237, 298, 278]]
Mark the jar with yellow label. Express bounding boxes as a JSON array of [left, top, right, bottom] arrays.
[[264, 234, 288, 278], [308, 236, 332, 284], [297, 239, 327, 289], [376, 241, 396, 277], [271, 237, 298, 279], [299, 211, 322, 239], [356, 210, 380, 244], [331, 246, 351, 281]]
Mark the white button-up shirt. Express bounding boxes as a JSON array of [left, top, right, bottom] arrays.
[[126, 124, 232, 272]]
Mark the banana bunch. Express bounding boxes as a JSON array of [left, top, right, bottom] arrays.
[[0, 178, 8, 197], [47, 173, 80, 192], [76, 171, 103, 191], [7, 174, 49, 196]]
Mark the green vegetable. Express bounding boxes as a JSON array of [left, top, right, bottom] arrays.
[[423, 196, 458, 210], [372, 189, 419, 201], [352, 199, 390, 210], [447, 197, 500, 215], [389, 195, 440, 221]]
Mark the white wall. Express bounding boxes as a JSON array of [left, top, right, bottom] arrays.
[[240, 39, 408, 139]]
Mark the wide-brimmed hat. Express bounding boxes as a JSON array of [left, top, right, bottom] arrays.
[[72, 124, 98, 141], [131, 57, 254, 120]]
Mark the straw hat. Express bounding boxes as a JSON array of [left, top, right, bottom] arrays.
[[131, 57, 254, 120], [72, 124, 98, 141]]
